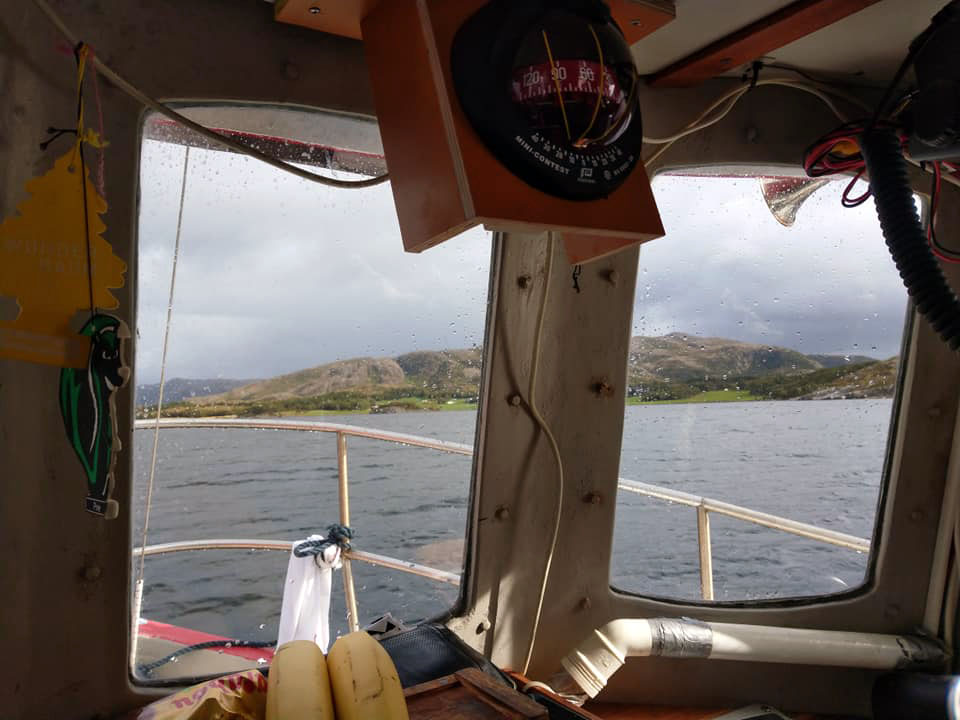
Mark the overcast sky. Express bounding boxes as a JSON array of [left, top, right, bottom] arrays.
[[136, 142, 909, 384], [136, 141, 492, 384], [634, 174, 908, 359]]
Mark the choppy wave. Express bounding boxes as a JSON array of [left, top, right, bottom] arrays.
[[134, 399, 890, 642]]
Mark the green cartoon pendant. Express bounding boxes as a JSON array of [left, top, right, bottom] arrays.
[[59, 314, 130, 519]]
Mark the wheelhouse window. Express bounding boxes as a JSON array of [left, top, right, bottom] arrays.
[[610, 171, 909, 604], [133, 106, 490, 681]]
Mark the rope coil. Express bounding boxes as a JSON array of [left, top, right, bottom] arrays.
[[30, 0, 390, 189], [293, 524, 354, 566]]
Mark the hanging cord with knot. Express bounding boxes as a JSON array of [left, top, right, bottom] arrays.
[[30, 0, 391, 190], [293, 524, 354, 566]]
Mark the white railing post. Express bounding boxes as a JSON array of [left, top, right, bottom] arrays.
[[616, 477, 870, 553], [131, 578, 144, 669], [337, 432, 360, 632], [697, 503, 715, 601]]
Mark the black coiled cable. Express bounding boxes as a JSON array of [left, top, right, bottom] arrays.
[[860, 128, 960, 350], [137, 639, 276, 677]]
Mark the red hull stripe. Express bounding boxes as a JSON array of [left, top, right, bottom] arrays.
[[139, 620, 276, 662]]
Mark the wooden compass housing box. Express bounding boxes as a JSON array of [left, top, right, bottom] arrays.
[[276, 0, 670, 263]]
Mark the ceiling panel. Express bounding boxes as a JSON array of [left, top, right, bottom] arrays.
[[767, 0, 945, 83], [632, 0, 946, 86], [631, 0, 795, 74]]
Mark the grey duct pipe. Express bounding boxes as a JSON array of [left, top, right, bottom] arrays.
[[561, 618, 946, 698]]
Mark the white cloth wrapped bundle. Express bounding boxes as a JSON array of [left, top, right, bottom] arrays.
[[276, 534, 342, 651]]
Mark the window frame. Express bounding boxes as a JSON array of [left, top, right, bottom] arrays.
[[607, 167, 917, 609], [130, 103, 496, 686]]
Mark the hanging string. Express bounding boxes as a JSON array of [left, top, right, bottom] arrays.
[[542, 30, 572, 143], [88, 45, 107, 199], [74, 42, 95, 316], [30, 0, 389, 190], [79, 145, 94, 316], [522, 235, 565, 676], [132, 145, 191, 661], [574, 25, 606, 147], [38, 126, 77, 151]]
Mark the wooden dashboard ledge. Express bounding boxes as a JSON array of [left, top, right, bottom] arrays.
[[586, 705, 822, 720]]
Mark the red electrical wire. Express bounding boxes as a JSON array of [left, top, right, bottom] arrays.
[[804, 125, 960, 264], [803, 103, 960, 265], [802, 124, 870, 203], [927, 162, 960, 264], [841, 169, 871, 208], [928, 161, 941, 243]]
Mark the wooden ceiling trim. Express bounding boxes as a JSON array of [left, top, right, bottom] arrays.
[[273, 0, 375, 39], [273, 0, 675, 44], [612, 0, 676, 45], [647, 0, 882, 88]]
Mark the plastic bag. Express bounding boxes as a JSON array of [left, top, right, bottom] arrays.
[[124, 669, 267, 720]]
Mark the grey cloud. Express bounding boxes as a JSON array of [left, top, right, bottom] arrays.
[[136, 142, 491, 383], [632, 175, 909, 359]]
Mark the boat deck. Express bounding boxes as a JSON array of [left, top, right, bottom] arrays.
[[136, 620, 272, 681]]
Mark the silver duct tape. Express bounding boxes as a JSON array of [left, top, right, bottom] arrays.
[[650, 618, 713, 658], [894, 636, 948, 669]]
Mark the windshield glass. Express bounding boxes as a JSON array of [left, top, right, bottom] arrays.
[[133, 107, 491, 682], [610, 172, 908, 603]]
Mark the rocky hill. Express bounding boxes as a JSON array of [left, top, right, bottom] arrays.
[[135, 378, 256, 406], [746, 357, 899, 400], [395, 349, 483, 395], [206, 357, 407, 403], [806, 353, 877, 369], [167, 348, 484, 416], [627, 333, 820, 384], [147, 335, 896, 417]]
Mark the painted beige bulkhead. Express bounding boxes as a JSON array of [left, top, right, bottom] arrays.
[[457, 85, 960, 716], [2, 1, 960, 718], [1, 1, 374, 716]]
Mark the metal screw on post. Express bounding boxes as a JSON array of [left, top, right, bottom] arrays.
[[83, 565, 101, 582], [592, 379, 614, 398]]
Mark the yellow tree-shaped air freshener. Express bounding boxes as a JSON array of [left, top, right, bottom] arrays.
[[0, 144, 126, 368]]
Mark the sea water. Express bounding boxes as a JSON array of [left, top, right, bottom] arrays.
[[133, 399, 890, 644]]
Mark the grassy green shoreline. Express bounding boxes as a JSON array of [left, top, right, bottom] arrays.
[[141, 374, 896, 419], [137, 356, 897, 420], [138, 391, 784, 420], [138, 338, 899, 420], [627, 389, 759, 405], [136, 396, 479, 420]]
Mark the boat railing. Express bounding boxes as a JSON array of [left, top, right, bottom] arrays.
[[133, 418, 871, 608], [616, 478, 870, 600]]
